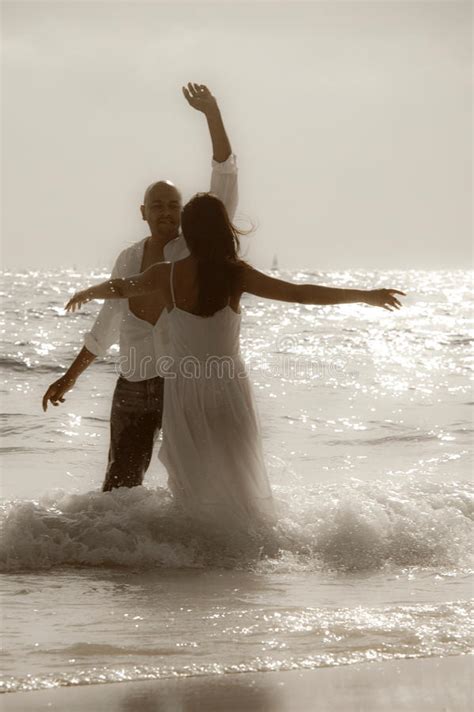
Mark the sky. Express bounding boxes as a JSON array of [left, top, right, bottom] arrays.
[[1, 0, 472, 271]]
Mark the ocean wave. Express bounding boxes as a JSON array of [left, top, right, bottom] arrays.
[[0, 355, 64, 374], [325, 433, 440, 446], [0, 477, 472, 573], [39, 642, 186, 657], [2, 644, 472, 693]]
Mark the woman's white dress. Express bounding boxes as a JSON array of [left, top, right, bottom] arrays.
[[158, 263, 277, 535]]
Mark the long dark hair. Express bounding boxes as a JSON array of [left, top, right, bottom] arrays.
[[181, 192, 250, 316]]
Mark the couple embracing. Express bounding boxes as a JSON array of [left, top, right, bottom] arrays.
[[43, 83, 404, 535]]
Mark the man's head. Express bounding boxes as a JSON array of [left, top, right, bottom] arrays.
[[140, 180, 182, 240]]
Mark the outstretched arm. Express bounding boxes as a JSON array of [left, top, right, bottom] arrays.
[[65, 262, 169, 312], [240, 265, 405, 311]]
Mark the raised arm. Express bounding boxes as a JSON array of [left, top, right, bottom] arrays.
[[65, 262, 169, 312], [239, 265, 405, 311], [182, 82, 238, 220], [182, 82, 231, 162]]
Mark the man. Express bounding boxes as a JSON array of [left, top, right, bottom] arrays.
[[42, 82, 238, 492]]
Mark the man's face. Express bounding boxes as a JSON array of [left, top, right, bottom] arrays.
[[141, 182, 182, 238]]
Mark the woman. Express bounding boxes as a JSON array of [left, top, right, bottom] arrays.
[[65, 193, 405, 535]]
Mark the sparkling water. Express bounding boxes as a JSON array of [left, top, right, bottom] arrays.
[[1, 268, 472, 693]]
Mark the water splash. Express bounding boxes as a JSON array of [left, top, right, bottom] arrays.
[[1, 476, 472, 573]]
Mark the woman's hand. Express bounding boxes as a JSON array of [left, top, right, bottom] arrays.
[[65, 289, 92, 313], [364, 289, 406, 311]]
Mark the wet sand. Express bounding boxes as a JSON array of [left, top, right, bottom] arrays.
[[1, 655, 472, 712]]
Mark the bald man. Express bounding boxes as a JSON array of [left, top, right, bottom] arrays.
[[42, 83, 239, 491]]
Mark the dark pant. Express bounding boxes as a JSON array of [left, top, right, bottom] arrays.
[[102, 375, 165, 492]]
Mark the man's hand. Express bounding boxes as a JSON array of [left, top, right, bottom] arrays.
[[182, 82, 218, 115], [42, 375, 76, 412]]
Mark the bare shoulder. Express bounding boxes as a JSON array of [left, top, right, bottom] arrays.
[[238, 263, 300, 302], [239, 263, 271, 290], [173, 255, 197, 278]]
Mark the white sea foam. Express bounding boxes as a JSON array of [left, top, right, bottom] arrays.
[[1, 476, 472, 573], [1, 268, 473, 694]]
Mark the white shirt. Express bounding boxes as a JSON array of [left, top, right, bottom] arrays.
[[83, 153, 239, 381]]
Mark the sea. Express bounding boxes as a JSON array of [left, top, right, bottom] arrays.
[[0, 267, 472, 696]]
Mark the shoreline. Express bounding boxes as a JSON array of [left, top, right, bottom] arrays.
[[1, 655, 472, 712]]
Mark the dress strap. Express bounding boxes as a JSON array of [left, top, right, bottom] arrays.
[[170, 261, 176, 307]]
